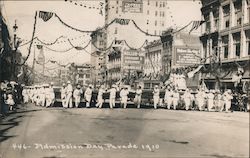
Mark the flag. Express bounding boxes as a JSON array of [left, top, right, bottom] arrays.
[[36, 45, 43, 49], [189, 20, 205, 34], [187, 65, 203, 78], [39, 11, 54, 22]]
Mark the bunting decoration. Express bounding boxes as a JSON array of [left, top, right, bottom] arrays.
[[39, 11, 54, 22], [189, 20, 205, 34], [115, 18, 130, 25], [36, 45, 43, 49]]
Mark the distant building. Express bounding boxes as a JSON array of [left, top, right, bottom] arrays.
[[90, 30, 106, 86], [75, 64, 93, 86], [106, 40, 144, 85], [200, 0, 250, 91]]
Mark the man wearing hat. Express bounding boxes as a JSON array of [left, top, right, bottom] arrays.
[[207, 89, 215, 111], [38, 84, 46, 107], [120, 86, 129, 108], [84, 84, 93, 108], [223, 89, 233, 112], [153, 85, 160, 109], [60, 83, 67, 108], [172, 89, 180, 110], [182, 89, 193, 111], [73, 84, 83, 108], [134, 86, 143, 109], [164, 86, 173, 109], [195, 88, 206, 111], [22, 87, 29, 104], [96, 85, 106, 108], [108, 85, 117, 109], [66, 81, 73, 108]]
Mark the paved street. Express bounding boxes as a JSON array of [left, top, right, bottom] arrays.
[[0, 103, 249, 158]]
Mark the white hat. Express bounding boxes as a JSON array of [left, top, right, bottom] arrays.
[[67, 81, 71, 84]]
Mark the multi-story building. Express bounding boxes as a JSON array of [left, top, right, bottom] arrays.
[[90, 30, 107, 86], [144, 29, 201, 77], [144, 39, 163, 76], [105, 0, 168, 47], [75, 64, 93, 86], [200, 0, 250, 91], [107, 40, 144, 85]]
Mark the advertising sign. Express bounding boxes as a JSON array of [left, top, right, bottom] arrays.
[[175, 48, 200, 65], [122, 1, 143, 13]]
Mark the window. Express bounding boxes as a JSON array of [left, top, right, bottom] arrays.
[[161, 21, 164, 27], [162, 11, 165, 17], [116, 7, 118, 14], [233, 32, 241, 57], [213, 9, 219, 31], [154, 30, 157, 35], [147, 19, 149, 25], [147, 10, 149, 15], [245, 30, 250, 55], [159, 2, 162, 7], [234, 1, 242, 26], [155, 11, 158, 16], [155, 20, 157, 26], [204, 14, 210, 33], [223, 5, 230, 29], [156, 1, 158, 7], [222, 36, 229, 59], [147, 0, 150, 5], [116, 0, 118, 4]]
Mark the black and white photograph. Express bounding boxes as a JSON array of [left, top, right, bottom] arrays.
[[0, 0, 249, 157]]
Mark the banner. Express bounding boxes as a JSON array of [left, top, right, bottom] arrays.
[[39, 11, 54, 22]]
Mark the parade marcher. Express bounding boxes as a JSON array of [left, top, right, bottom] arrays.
[[182, 89, 193, 110], [108, 85, 117, 109], [22, 87, 29, 103], [45, 83, 54, 107], [96, 85, 106, 108], [73, 84, 83, 108], [38, 85, 46, 107], [84, 84, 93, 108], [195, 88, 206, 111], [214, 90, 224, 112], [33, 86, 39, 105], [134, 86, 142, 108], [223, 90, 233, 112], [60, 83, 67, 108], [152, 85, 160, 109], [164, 86, 173, 109], [172, 89, 180, 110], [120, 86, 129, 109], [65, 81, 73, 108], [207, 90, 215, 111]]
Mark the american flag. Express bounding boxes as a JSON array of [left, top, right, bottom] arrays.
[[189, 20, 205, 34], [39, 11, 54, 22]]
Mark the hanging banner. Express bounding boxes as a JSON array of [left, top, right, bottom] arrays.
[[115, 18, 130, 25], [39, 11, 54, 22]]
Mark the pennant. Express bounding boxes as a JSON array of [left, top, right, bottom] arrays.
[[187, 65, 203, 78], [39, 11, 54, 22], [36, 45, 43, 49], [189, 20, 205, 34], [115, 18, 130, 25]]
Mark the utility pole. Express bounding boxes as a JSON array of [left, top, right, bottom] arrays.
[[11, 20, 18, 81]]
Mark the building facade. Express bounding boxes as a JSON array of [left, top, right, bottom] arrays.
[[107, 40, 144, 85], [90, 30, 106, 86], [200, 0, 250, 91]]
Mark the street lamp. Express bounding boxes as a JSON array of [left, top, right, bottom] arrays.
[[11, 20, 18, 81]]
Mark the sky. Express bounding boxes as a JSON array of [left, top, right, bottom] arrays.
[[2, 0, 202, 68]]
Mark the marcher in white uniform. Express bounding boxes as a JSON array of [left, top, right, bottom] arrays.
[[39, 85, 46, 107], [96, 85, 106, 108], [22, 87, 29, 103], [134, 86, 142, 108], [206, 90, 214, 111], [65, 81, 73, 108], [214, 90, 223, 112], [172, 89, 180, 110], [45, 83, 55, 107], [84, 84, 93, 108], [108, 85, 117, 109], [60, 83, 67, 108], [195, 89, 206, 110], [153, 85, 160, 109], [182, 89, 193, 110], [223, 90, 233, 112], [73, 84, 83, 108], [120, 86, 129, 108], [164, 86, 173, 109]]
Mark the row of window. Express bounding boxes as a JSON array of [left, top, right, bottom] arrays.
[[146, 20, 165, 26], [147, 10, 165, 17], [147, 0, 166, 8]]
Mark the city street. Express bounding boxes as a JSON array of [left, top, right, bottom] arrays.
[[0, 103, 249, 158]]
